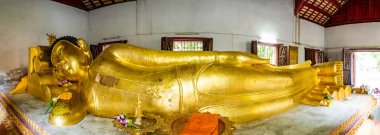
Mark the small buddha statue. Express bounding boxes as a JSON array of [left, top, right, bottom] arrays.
[[323, 87, 334, 107], [134, 95, 142, 125]]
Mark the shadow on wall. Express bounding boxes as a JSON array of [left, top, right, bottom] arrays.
[[246, 41, 251, 52], [326, 49, 343, 61]]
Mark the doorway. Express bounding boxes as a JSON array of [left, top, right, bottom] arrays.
[[353, 51, 380, 90]]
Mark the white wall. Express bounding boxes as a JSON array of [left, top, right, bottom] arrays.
[[326, 22, 380, 49], [300, 19, 325, 48], [326, 48, 343, 61], [298, 19, 325, 62], [0, 0, 88, 74], [325, 22, 380, 61], [89, 0, 325, 56]]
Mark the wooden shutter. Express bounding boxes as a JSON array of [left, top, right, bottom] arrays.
[[305, 48, 316, 65], [278, 45, 288, 66], [343, 49, 353, 85], [251, 41, 258, 55], [161, 37, 172, 51], [203, 38, 213, 51], [316, 50, 324, 63]]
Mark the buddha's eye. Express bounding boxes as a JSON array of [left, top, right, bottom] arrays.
[[55, 59, 68, 69]]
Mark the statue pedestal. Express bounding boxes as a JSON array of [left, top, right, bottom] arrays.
[[0, 85, 376, 135]]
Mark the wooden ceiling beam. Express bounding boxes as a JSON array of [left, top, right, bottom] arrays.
[[89, 0, 97, 7], [303, 2, 333, 18], [99, 0, 105, 5], [53, 0, 88, 11], [326, 0, 340, 8], [52, 0, 140, 11], [295, 0, 305, 16], [304, 6, 311, 18], [79, 0, 90, 10], [300, 16, 325, 26], [314, 0, 327, 23]]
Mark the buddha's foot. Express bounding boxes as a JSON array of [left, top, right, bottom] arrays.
[[48, 99, 87, 126]]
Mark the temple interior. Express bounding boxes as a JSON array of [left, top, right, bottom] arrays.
[[0, 0, 380, 135]]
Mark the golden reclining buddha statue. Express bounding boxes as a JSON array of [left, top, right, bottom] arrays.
[[23, 35, 344, 126]]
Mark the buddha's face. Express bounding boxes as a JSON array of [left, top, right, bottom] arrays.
[[51, 39, 92, 82]]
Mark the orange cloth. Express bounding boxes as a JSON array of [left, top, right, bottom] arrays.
[[180, 113, 219, 135]]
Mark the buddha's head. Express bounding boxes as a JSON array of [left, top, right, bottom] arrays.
[[50, 36, 92, 83]]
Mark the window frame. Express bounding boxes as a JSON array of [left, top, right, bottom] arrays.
[[349, 48, 380, 87], [304, 48, 324, 66], [251, 41, 283, 65], [161, 37, 213, 51]]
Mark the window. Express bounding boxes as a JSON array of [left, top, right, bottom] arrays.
[[251, 41, 283, 65], [173, 41, 204, 51], [257, 44, 278, 65], [161, 37, 213, 51], [305, 48, 324, 65]]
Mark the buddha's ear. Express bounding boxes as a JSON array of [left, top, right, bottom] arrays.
[[51, 45, 64, 65], [77, 38, 89, 52], [76, 38, 93, 61]]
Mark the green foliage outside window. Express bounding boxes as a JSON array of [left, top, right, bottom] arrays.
[[173, 41, 203, 51], [257, 45, 276, 65]]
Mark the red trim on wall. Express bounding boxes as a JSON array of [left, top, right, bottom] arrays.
[[326, 19, 380, 27], [257, 41, 282, 47], [165, 37, 212, 41], [349, 48, 380, 51], [161, 37, 213, 51]]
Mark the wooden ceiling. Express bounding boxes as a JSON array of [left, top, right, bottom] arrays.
[[53, 0, 136, 11], [296, 0, 380, 27], [295, 0, 349, 26], [326, 0, 380, 27]]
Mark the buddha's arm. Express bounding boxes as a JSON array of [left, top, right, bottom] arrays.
[[273, 60, 312, 70], [101, 44, 269, 67]]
